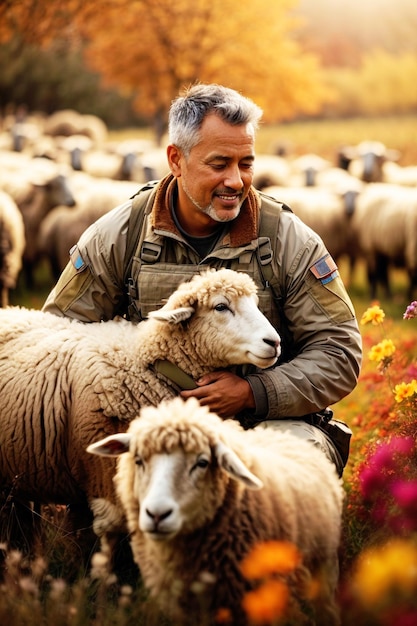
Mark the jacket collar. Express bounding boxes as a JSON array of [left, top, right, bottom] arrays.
[[151, 174, 261, 246]]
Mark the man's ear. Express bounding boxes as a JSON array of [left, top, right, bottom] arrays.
[[167, 144, 182, 177]]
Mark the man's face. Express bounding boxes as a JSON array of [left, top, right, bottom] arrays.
[[168, 113, 255, 235]]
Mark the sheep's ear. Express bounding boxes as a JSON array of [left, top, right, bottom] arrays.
[[87, 434, 132, 457], [214, 441, 263, 490], [148, 306, 194, 324]]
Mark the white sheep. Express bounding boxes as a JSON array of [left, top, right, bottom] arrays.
[[0, 269, 280, 554], [43, 110, 108, 146], [0, 154, 76, 288], [252, 153, 292, 190], [0, 190, 25, 306], [262, 185, 360, 286], [37, 177, 142, 280], [351, 183, 417, 299], [88, 396, 344, 626], [338, 140, 400, 183]]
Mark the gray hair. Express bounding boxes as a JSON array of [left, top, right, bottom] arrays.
[[168, 83, 263, 156]]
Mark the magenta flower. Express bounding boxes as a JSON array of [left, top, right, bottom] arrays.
[[403, 301, 417, 319]]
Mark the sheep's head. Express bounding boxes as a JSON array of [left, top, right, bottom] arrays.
[[146, 268, 281, 370], [87, 397, 263, 540]]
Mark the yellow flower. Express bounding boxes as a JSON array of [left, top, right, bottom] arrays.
[[394, 379, 417, 403], [351, 539, 417, 606], [368, 339, 396, 362], [240, 541, 301, 580], [360, 305, 385, 326], [242, 579, 289, 624]]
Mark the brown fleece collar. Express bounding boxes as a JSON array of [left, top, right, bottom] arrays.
[[151, 174, 261, 246]]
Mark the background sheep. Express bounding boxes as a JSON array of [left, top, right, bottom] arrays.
[[37, 177, 142, 280], [262, 185, 361, 286], [338, 140, 400, 183], [0, 269, 280, 554], [0, 154, 76, 288], [351, 183, 417, 299], [0, 190, 25, 306], [88, 396, 344, 626]]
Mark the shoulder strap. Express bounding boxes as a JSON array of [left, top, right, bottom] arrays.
[[257, 193, 295, 360], [257, 191, 293, 302], [123, 181, 159, 287]]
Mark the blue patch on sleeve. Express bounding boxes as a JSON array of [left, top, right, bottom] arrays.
[[69, 245, 87, 271]]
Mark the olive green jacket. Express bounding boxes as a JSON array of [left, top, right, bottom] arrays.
[[43, 175, 362, 420]]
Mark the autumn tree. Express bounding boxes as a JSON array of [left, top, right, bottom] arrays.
[[75, 0, 334, 141], [0, 0, 333, 140]]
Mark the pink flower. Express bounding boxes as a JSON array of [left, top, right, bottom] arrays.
[[403, 301, 417, 320]]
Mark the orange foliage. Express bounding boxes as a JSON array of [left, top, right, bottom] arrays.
[[76, 0, 334, 126]]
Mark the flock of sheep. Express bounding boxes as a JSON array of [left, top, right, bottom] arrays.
[[0, 107, 416, 623], [1, 109, 417, 304]]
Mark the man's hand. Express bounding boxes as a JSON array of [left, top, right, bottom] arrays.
[[180, 370, 255, 418]]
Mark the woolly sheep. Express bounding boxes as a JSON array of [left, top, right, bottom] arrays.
[[252, 154, 292, 190], [37, 177, 143, 279], [262, 185, 360, 285], [0, 269, 280, 554], [351, 183, 417, 299], [338, 140, 400, 183], [0, 190, 25, 306], [0, 154, 76, 288], [43, 110, 108, 146], [88, 396, 344, 626]]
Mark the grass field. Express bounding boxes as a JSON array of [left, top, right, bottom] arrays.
[[111, 114, 417, 165]]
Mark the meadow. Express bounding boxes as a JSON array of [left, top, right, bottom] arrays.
[[2, 115, 417, 625]]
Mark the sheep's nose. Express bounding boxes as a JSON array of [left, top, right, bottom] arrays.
[[145, 507, 172, 526], [264, 337, 280, 349]]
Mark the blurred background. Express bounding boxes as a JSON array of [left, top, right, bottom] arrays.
[[1, 0, 417, 313], [1, 0, 416, 140]]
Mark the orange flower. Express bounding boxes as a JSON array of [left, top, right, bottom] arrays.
[[242, 579, 289, 624], [215, 607, 232, 624], [240, 541, 301, 580], [360, 305, 385, 326]]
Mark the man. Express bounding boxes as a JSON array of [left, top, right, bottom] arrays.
[[43, 83, 362, 476]]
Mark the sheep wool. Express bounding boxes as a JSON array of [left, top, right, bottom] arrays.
[[89, 396, 344, 626], [0, 268, 280, 555]]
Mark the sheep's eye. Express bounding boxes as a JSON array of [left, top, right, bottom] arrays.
[[214, 303, 230, 312], [195, 458, 209, 469], [135, 457, 144, 467]]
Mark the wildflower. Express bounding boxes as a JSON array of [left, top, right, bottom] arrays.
[[361, 305, 385, 325], [351, 539, 417, 606], [394, 380, 417, 403], [242, 578, 289, 624], [403, 301, 417, 320], [240, 540, 301, 580], [368, 339, 396, 363]]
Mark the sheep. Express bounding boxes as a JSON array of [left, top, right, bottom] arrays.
[[43, 110, 108, 146], [351, 183, 417, 299], [88, 395, 344, 626], [262, 185, 361, 286], [381, 161, 417, 187], [338, 140, 400, 183], [0, 155, 76, 288], [0, 190, 25, 306], [37, 177, 143, 280], [288, 153, 333, 187], [0, 269, 280, 555], [252, 154, 292, 190]]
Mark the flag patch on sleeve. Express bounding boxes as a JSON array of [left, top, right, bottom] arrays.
[[309, 254, 338, 284], [70, 245, 87, 271]]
